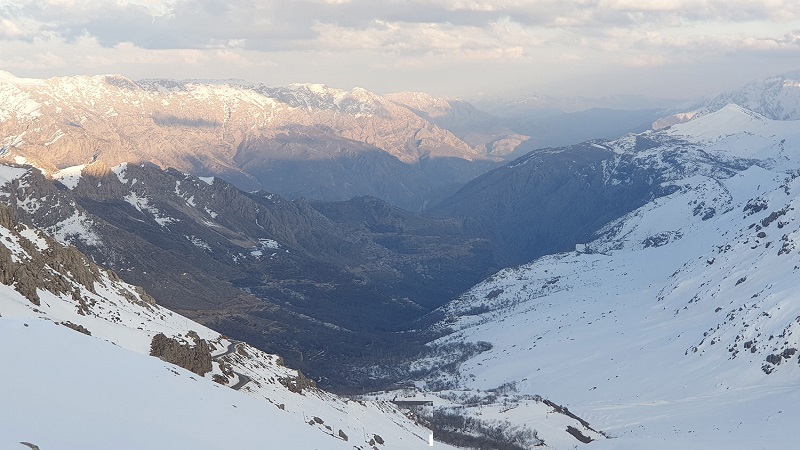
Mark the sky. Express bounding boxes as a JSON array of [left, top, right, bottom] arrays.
[[0, 0, 799, 102]]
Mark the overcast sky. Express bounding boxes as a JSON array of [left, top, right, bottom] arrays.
[[1, 0, 799, 101]]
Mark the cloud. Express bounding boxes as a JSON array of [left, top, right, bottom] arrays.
[[311, 17, 539, 61], [622, 53, 669, 68], [4, 0, 799, 54], [0, 51, 66, 70], [0, 18, 27, 39], [215, 49, 246, 63], [0, 0, 798, 99]]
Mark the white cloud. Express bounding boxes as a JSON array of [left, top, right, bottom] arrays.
[[0, 0, 797, 98], [622, 53, 669, 67], [311, 15, 543, 61], [215, 49, 249, 65], [0, 50, 65, 69], [0, 18, 26, 38]]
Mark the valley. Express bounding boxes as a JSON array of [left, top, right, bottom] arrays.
[[1, 70, 800, 448]]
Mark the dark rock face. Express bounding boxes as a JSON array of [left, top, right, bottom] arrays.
[[431, 138, 750, 265], [149, 332, 213, 376], [430, 144, 660, 264], [0, 204, 103, 307], [566, 425, 593, 443]]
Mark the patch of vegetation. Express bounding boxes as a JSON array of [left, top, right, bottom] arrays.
[[410, 407, 543, 450]]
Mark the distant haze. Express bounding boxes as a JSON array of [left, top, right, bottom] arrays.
[[0, 1, 799, 101]]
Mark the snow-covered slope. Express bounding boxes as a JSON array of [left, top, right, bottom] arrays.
[[408, 105, 800, 448], [0, 204, 446, 449], [653, 71, 800, 129], [664, 103, 800, 165], [704, 71, 800, 121]]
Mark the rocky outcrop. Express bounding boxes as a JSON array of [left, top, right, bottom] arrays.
[[0, 201, 158, 316], [149, 332, 213, 376], [61, 321, 92, 336], [0, 205, 102, 306], [277, 371, 316, 394]]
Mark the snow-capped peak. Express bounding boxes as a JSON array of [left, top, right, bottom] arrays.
[[0, 70, 44, 86], [704, 72, 800, 121], [288, 82, 331, 95], [663, 103, 800, 167], [653, 71, 800, 130]]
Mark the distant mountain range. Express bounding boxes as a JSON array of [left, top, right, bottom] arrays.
[[0, 71, 689, 212], [0, 71, 523, 211]]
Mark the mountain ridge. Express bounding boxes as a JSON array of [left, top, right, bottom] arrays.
[[401, 98, 800, 449], [0, 71, 513, 210], [653, 71, 800, 130]]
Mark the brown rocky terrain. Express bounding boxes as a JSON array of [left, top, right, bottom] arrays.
[[149, 332, 213, 376], [384, 91, 529, 157], [0, 72, 511, 210]]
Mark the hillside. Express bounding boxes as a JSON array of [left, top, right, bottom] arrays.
[[385, 91, 529, 158], [0, 201, 448, 449], [0, 160, 504, 390], [403, 103, 800, 448]]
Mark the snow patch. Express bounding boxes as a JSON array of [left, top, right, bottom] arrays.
[[124, 192, 177, 227], [53, 164, 87, 190], [0, 165, 29, 186], [186, 235, 211, 251], [19, 227, 48, 251], [47, 210, 101, 247], [111, 163, 129, 184]]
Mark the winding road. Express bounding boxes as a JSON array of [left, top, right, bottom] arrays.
[[212, 340, 251, 391]]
